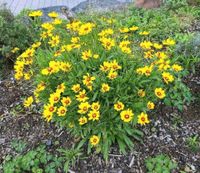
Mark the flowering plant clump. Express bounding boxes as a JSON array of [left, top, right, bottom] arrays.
[[15, 11, 187, 159]]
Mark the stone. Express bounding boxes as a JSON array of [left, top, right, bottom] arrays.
[[134, 0, 162, 9]]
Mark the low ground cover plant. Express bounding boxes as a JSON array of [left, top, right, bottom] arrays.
[[14, 7, 194, 159]]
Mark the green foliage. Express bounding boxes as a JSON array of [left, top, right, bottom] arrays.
[[11, 139, 27, 153], [57, 146, 82, 172], [186, 135, 200, 152], [3, 146, 63, 173], [145, 154, 177, 173], [0, 7, 39, 60]]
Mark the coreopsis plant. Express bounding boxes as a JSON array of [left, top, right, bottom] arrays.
[[15, 10, 187, 159]]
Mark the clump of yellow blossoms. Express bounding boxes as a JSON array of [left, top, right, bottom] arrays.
[[15, 11, 185, 159]]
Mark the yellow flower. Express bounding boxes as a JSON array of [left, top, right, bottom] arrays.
[[100, 61, 111, 72], [139, 31, 150, 35], [78, 102, 91, 114], [48, 11, 59, 18], [49, 92, 60, 104], [172, 64, 183, 72], [71, 37, 80, 44], [147, 101, 155, 110], [11, 47, 20, 53], [120, 109, 134, 123], [140, 41, 153, 49], [114, 101, 124, 111], [88, 110, 100, 121], [101, 83, 110, 93], [110, 60, 122, 71], [52, 18, 62, 25], [155, 52, 167, 59], [162, 72, 174, 84], [76, 90, 89, 102], [119, 27, 129, 33], [82, 50, 92, 61], [23, 96, 34, 108], [99, 37, 115, 50], [41, 23, 54, 31], [138, 89, 145, 97], [108, 70, 118, 80], [153, 43, 163, 49], [93, 54, 99, 59], [60, 62, 71, 72], [48, 35, 60, 47], [79, 116, 88, 125], [42, 110, 53, 122], [91, 102, 100, 111], [57, 106, 67, 116], [32, 42, 41, 49], [66, 20, 82, 32], [44, 104, 57, 114], [98, 28, 114, 37], [155, 88, 166, 99], [29, 10, 43, 17], [72, 84, 81, 93], [78, 22, 95, 35], [61, 97, 72, 107], [138, 112, 150, 125], [130, 26, 139, 31], [82, 73, 96, 86], [90, 135, 100, 146], [162, 38, 175, 46], [56, 83, 66, 93]]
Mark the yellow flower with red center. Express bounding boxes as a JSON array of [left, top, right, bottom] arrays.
[[110, 60, 122, 71], [23, 96, 34, 108], [29, 10, 43, 17], [82, 73, 96, 86], [144, 51, 154, 59], [48, 35, 60, 47], [162, 72, 174, 84], [119, 40, 131, 54], [101, 83, 110, 93], [41, 61, 60, 75], [66, 21, 82, 32], [61, 97, 72, 107], [172, 64, 183, 72], [100, 61, 111, 72], [48, 11, 59, 18], [108, 70, 118, 80], [139, 31, 150, 35], [90, 135, 100, 146], [42, 110, 53, 122], [138, 89, 145, 98], [76, 90, 89, 102], [138, 112, 150, 125], [57, 106, 67, 116], [78, 116, 88, 125], [49, 92, 60, 104], [78, 22, 95, 36], [81, 50, 92, 61], [56, 83, 65, 93], [162, 38, 175, 46], [91, 102, 100, 111], [59, 62, 71, 72], [78, 102, 91, 114], [44, 104, 57, 114], [147, 101, 155, 110], [120, 109, 134, 123], [155, 52, 167, 59], [36, 82, 46, 92], [88, 110, 100, 121], [155, 88, 166, 99], [99, 37, 115, 50], [72, 84, 81, 93], [114, 101, 124, 111]]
